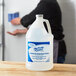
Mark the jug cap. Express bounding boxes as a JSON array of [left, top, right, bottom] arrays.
[[36, 14, 43, 18]]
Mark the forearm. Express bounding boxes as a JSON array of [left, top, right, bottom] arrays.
[[20, 1, 45, 27], [20, 14, 35, 28]]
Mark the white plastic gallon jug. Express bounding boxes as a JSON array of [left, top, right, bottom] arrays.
[[26, 14, 54, 71]]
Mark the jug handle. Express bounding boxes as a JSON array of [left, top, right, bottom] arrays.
[[43, 19, 52, 35]]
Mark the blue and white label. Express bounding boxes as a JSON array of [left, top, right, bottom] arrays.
[[27, 42, 51, 62], [8, 12, 19, 22]]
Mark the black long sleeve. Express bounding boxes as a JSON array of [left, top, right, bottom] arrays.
[[21, 0, 64, 40], [20, 1, 48, 27]]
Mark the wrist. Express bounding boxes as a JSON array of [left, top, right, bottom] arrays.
[[19, 18, 21, 25]]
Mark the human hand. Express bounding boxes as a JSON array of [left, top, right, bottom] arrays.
[[11, 17, 21, 25], [7, 28, 28, 36]]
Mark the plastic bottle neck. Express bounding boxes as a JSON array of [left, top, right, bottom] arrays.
[[35, 15, 44, 29], [35, 15, 48, 34], [36, 15, 43, 21]]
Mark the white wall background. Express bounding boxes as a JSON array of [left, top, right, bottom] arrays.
[[4, 0, 40, 62], [4, 0, 76, 63], [57, 0, 76, 64]]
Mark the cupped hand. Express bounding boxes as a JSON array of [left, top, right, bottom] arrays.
[[7, 28, 28, 36], [11, 18, 21, 25]]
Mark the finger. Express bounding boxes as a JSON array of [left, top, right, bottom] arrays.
[[11, 20, 18, 25], [7, 32, 16, 35], [11, 21, 16, 25], [7, 29, 19, 35], [17, 29, 28, 34], [11, 18, 20, 25], [7, 28, 28, 36], [7, 32, 17, 36], [11, 21, 20, 25]]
